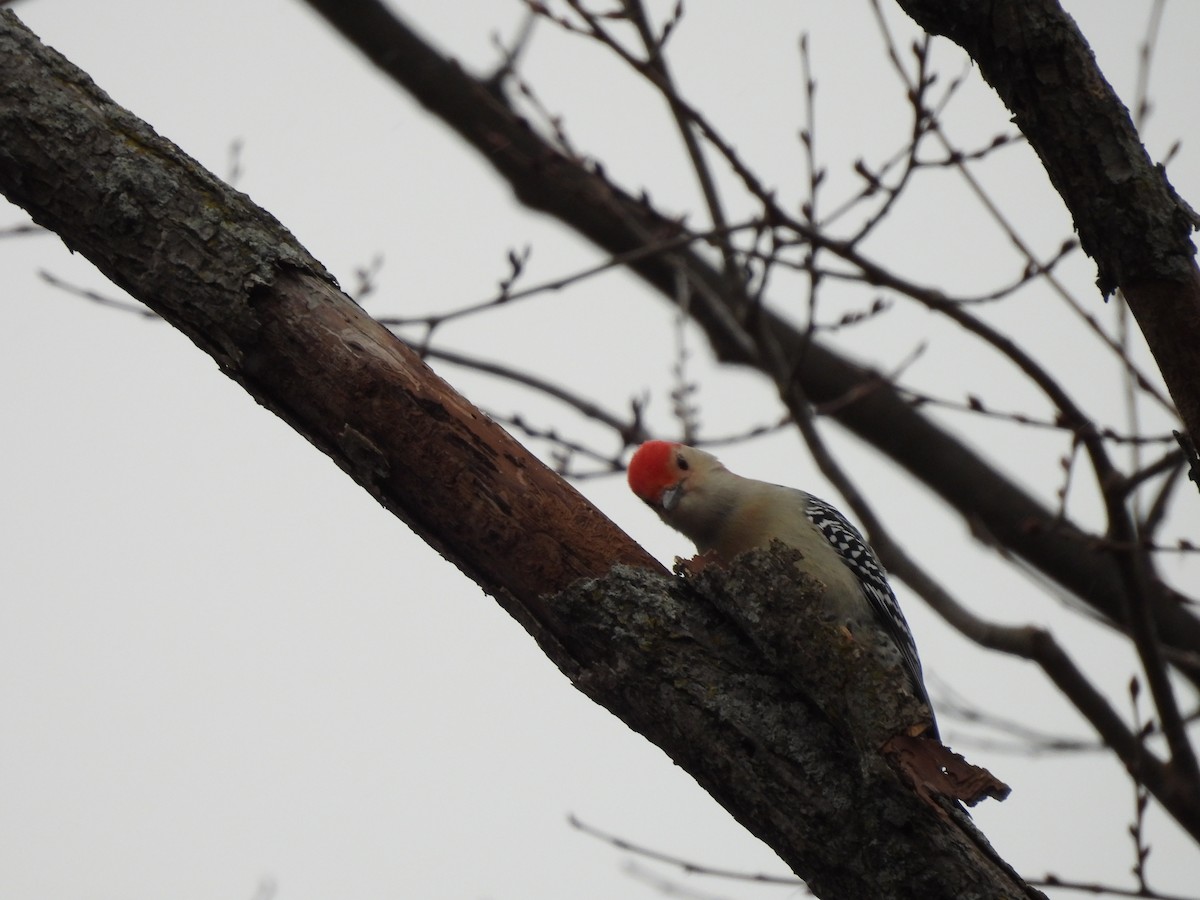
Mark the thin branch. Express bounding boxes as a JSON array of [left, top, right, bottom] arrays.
[[1133, 0, 1168, 132], [0, 219, 41, 236], [621, 861, 748, 900], [844, 7, 931, 247], [412, 342, 648, 445], [625, 1, 741, 283], [845, 267, 1197, 788], [1122, 448, 1186, 497], [798, 32, 822, 228], [1129, 679, 1154, 895], [869, 0, 1176, 416], [687, 413, 793, 447], [299, 1, 1200, 671], [1139, 460, 1185, 540], [1030, 873, 1199, 900], [485, 6, 538, 90], [896, 386, 1174, 447], [753, 314, 1200, 835], [377, 221, 758, 331], [492, 413, 627, 478], [39, 270, 156, 317], [569, 815, 802, 887], [668, 269, 701, 443]]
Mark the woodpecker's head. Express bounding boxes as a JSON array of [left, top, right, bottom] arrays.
[[628, 441, 755, 555], [627, 440, 724, 514]]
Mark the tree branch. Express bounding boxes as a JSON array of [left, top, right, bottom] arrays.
[[294, 0, 1200, 684], [756, 315, 1199, 838], [0, 11, 1048, 894], [0, 8, 658, 651], [893, 0, 1200, 473]]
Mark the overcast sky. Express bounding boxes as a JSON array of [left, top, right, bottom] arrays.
[[2, 2, 1197, 898]]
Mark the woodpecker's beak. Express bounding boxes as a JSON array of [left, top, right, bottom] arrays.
[[661, 483, 682, 512]]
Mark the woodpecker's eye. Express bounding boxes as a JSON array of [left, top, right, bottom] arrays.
[[676, 454, 689, 471]]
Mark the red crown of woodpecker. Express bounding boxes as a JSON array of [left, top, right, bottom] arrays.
[[627, 440, 680, 502]]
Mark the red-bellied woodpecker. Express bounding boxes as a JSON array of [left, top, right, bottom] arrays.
[[627, 439, 936, 736]]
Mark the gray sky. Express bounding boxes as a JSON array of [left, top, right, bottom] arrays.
[[2, 1, 1197, 898]]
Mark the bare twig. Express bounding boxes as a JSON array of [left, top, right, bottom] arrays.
[[669, 270, 701, 442], [1030, 873, 1198, 900], [868, 0, 1175, 418], [935, 687, 1104, 754], [1129, 678, 1154, 895], [39, 270, 156, 317], [492, 413, 627, 478], [1133, 0, 1168, 131], [569, 815, 802, 887], [377, 221, 757, 331], [0, 219, 42, 236], [412, 342, 648, 445], [485, 6, 538, 90], [1139, 459, 1185, 540], [569, 0, 746, 292], [349, 253, 384, 302], [896, 387, 1175, 447], [225, 138, 244, 186]]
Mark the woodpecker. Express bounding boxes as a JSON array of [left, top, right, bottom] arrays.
[[627, 440, 936, 736]]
